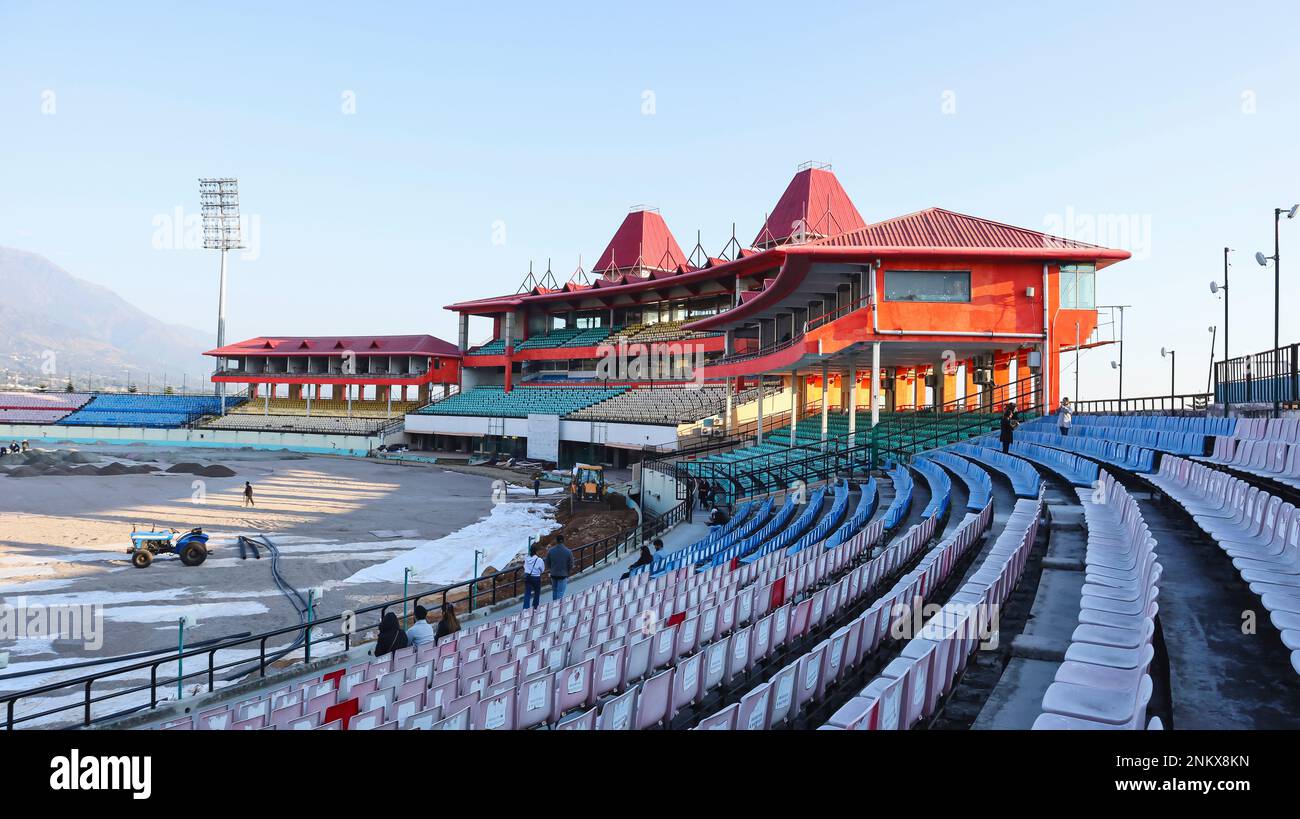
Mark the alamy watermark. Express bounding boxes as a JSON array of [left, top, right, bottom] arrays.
[[0, 597, 104, 651], [594, 339, 707, 387]]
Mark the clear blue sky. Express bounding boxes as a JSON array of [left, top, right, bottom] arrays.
[[1, 0, 1297, 397]]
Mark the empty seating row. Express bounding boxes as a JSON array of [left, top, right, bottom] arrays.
[[1068, 413, 1235, 438], [0, 391, 93, 423], [1200, 435, 1300, 491], [1231, 416, 1300, 443], [1009, 441, 1100, 487], [881, 465, 914, 531], [711, 490, 819, 568], [825, 497, 1037, 730], [640, 499, 773, 576], [948, 443, 1044, 498], [1147, 456, 1300, 675], [911, 457, 953, 520], [568, 386, 734, 425], [1014, 428, 1155, 473], [746, 483, 851, 563], [58, 393, 244, 428], [199, 413, 393, 435], [1034, 470, 1160, 729], [230, 398, 416, 418], [414, 385, 628, 418], [1049, 421, 1208, 457], [821, 479, 880, 552], [926, 450, 993, 511], [693, 503, 964, 730]]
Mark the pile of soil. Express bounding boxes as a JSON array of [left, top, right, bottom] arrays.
[[164, 462, 236, 477]]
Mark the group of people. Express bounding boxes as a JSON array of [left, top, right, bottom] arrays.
[[694, 477, 715, 510], [522, 535, 572, 609], [374, 601, 462, 657], [2, 440, 29, 456], [997, 397, 1073, 453]]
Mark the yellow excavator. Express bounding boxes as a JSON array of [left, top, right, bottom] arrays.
[[570, 463, 605, 503]]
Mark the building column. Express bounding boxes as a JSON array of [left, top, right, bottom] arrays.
[[756, 373, 764, 445], [871, 342, 881, 427], [847, 362, 857, 440], [820, 361, 829, 449], [458, 313, 469, 352], [933, 363, 946, 410], [724, 377, 734, 436], [789, 370, 799, 445]]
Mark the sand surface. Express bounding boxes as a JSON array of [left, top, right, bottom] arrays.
[[0, 444, 558, 724]]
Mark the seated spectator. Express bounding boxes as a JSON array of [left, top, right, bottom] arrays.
[[434, 601, 461, 642], [374, 611, 409, 657], [621, 538, 658, 580], [708, 506, 729, 527], [406, 604, 435, 647]]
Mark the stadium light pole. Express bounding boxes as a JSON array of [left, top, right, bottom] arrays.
[[1101, 304, 1130, 411], [200, 179, 244, 400], [1206, 325, 1217, 395], [1162, 347, 1176, 408], [1256, 205, 1298, 418]]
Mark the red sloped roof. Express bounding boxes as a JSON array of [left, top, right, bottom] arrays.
[[754, 167, 866, 247], [205, 334, 460, 358], [592, 209, 688, 276], [814, 207, 1109, 250]]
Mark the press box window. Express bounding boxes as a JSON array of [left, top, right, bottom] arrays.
[[883, 270, 971, 303], [1059, 264, 1095, 309]]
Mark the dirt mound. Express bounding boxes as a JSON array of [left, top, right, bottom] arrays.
[[42, 465, 74, 476], [165, 462, 235, 477], [194, 464, 236, 477], [6, 466, 39, 477], [64, 451, 100, 464], [96, 463, 130, 476], [69, 465, 102, 476]]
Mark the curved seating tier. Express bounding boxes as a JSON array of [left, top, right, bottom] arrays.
[[1008, 441, 1100, 487], [1147, 455, 1300, 676], [414, 386, 628, 418], [740, 485, 837, 565], [948, 443, 1044, 498], [710, 490, 815, 568], [1068, 413, 1235, 438], [58, 393, 243, 428], [823, 478, 878, 552], [912, 457, 953, 520], [642, 499, 772, 576], [1033, 470, 1160, 729], [1040, 419, 1209, 457], [824, 496, 1034, 730], [1014, 429, 1155, 473], [927, 451, 992, 512], [1201, 434, 1300, 491], [881, 465, 914, 531]]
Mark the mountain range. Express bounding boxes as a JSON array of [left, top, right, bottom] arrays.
[[0, 247, 213, 390]]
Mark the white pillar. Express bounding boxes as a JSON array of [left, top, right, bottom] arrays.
[[756, 374, 764, 445], [789, 371, 798, 445], [871, 342, 881, 427], [820, 361, 829, 449], [724, 378, 733, 436], [847, 362, 857, 440]]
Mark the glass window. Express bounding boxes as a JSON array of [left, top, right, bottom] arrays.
[[1059, 264, 1096, 309], [883, 270, 971, 303]]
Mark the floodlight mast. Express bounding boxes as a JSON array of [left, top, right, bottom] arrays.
[[200, 179, 243, 398]]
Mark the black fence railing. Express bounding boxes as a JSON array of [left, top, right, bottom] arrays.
[[1215, 343, 1299, 407], [0, 499, 689, 731], [1073, 393, 1213, 415]]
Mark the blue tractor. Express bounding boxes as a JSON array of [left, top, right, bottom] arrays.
[[127, 527, 211, 568]]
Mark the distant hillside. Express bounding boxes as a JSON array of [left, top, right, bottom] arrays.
[[0, 247, 212, 389]]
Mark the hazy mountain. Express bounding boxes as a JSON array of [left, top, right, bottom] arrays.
[[0, 247, 213, 390]]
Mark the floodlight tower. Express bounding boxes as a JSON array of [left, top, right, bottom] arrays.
[[200, 178, 244, 397]]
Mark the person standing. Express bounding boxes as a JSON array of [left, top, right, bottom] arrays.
[[243, 481, 255, 507], [1057, 397, 1073, 437], [532, 475, 541, 497], [522, 543, 545, 609], [545, 535, 573, 601], [999, 403, 1019, 454]]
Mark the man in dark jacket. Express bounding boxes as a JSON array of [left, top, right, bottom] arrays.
[[545, 535, 573, 600], [999, 403, 1019, 454]]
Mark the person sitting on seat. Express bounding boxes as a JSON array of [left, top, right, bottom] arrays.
[[621, 537, 659, 580], [375, 611, 409, 657], [434, 602, 461, 642], [708, 506, 729, 528], [406, 604, 436, 647]]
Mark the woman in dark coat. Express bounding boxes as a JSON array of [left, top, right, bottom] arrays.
[[434, 602, 461, 642], [375, 611, 409, 657], [999, 403, 1019, 454]]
